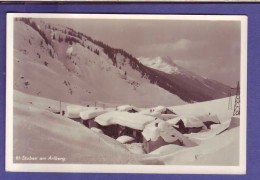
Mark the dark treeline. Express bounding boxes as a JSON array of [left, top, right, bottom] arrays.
[[63, 27, 222, 103], [64, 36, 80, 45], [17, 18, 50, 46], [17, 18, 224, 103]]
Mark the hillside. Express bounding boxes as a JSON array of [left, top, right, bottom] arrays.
[[138, 56, 233, 103], [14, 18, 232, 106], [14, 18, 185, 107]]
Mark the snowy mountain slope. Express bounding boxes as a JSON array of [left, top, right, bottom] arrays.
[[138, 56, 183, 75], [14, 18, 234, 106], [14, 18, 185, 107], [138, 56, 233, 102]]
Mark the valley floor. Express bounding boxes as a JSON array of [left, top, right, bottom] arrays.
[[11, 90, 239, 166]]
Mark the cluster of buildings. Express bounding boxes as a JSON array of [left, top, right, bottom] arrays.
[[52, 104, 223, 153]]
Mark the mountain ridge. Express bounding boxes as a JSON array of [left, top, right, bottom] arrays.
[[138, 56, 232, 103], [14, 18, 232, 106]]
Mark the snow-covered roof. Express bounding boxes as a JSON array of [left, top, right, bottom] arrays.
[[117, 105, 139, 112], [148, 106, 175, 114], [167, 115, 205, 128], [167, 114, 220, 128], [142, 120, 196, 147], [196, 114, 221, 124], [80, 109, 107, 120], [66, 105, 104, 119], [153, 106, 167, 113], [138, 110, 162, 119], [142, 120, 177, 143], [116, 136, 135, 144], [183, 120, 230, 142], [95, 111, 155, 130], [161, 114, 178, 120], [66, 105, 86, 118], [90, 127, 104, 134]]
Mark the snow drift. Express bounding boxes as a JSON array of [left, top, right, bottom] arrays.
[[140, 127, 239, 165], [12, 91, 240, 166], [13, 101, 137, 164]]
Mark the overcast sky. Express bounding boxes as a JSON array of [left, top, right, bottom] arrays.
[[43, 18, 241, 87]]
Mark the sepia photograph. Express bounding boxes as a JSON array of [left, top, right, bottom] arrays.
[[5, 13, 247, 174]]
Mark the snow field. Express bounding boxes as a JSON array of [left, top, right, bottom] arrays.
[[13, 96, 139, 164], [13, 88, 239, 165], [140, 127, 239, 165]]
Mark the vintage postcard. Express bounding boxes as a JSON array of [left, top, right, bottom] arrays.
[[6, 13, 247, 174]]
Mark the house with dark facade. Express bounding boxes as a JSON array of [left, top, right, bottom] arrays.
[[153, 106, 177, 115], [65, 114, 83, 123], [142, 120, 197, 153], [95, 111, 154, 142], [79, 109, 107, 128], [167, 115, 207, 134], [65, 105, 86, 123], [197, 114, 221, 129], [117, 105, 139, 113]]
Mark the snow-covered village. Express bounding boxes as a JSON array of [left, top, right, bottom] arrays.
[[11, 16, 242, 166]]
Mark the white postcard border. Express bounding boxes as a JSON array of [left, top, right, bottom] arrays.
[[6, 13, 247, 174]]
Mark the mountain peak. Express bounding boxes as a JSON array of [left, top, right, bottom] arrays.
[[14, 18, 231, 105], [137, 56, 180, 75]]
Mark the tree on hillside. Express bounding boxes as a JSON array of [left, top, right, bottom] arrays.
[[124, 71, 127, 80], [58, 36, 63, 42], [94, 49, 99, 55]]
